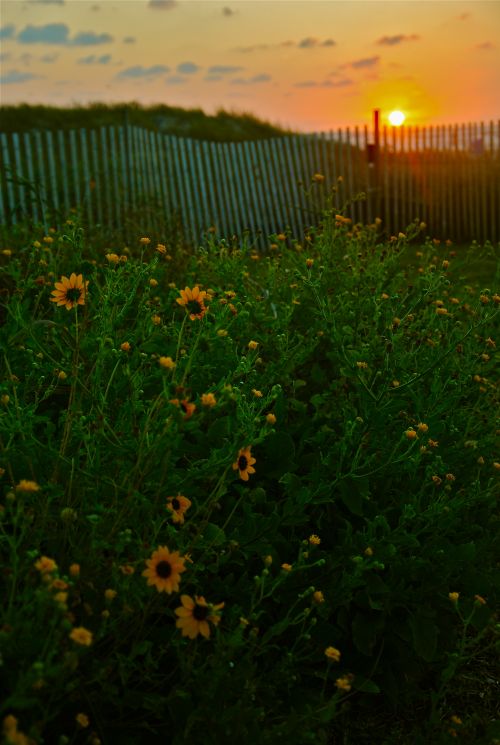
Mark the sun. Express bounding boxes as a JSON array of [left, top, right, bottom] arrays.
[[389, 110, 406, 126]]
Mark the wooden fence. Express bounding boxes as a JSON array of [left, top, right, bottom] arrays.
[[1, 121, 499, 245]]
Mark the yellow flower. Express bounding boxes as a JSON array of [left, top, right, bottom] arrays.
[[57, 370, 67, 381], [335, 675, 352, 692], [479, 294, 490, 304], [232, 446, 256, 481], [50, 273, 88, 310], [34, 556, 57, 574], [119, 564, 135, 575], [252, 388, 263, 398], [448, 592, 460, 603], [176, 286, 208, 320], [313, 590, 325, 604], [175, 594, 224, 639], [312, 173, 325, 183], [16, 479, 40, 493], [152, 314, 161, 325], [156, 243, 167, 254], [139, 237, 151, 245], [248, 340, 259, 351], [308, 534, 321, 546], [159, 356, 176, 370], [149, 278, 158, 288], [405, 429, 417, 440], [69, 563, 80, 577], [436, 307, 448, 315], [281, 563, 292, 572], [69, 626, 93, 646], [120, 341, 131, 352], [105, 253, 120, 264], [142, 546, 187, 593], [76, 713, 90, 728], [266, 413, 277, 425], [306, 258, 314, 268], [277, 233, 286, 242], [364, 546, 373, 557], [201, 392, 217, 407], [1, 394, 9, 405], [166, 494, 192, 525], [264, 555, 273, 567], [324, 646, 341, 662], [54, 591, 68, 605], [356, 361, 368, 369], [417, 423, 429, 433], [104, 589, 117, 601]]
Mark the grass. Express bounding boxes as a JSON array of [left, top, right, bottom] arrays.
[[0, 102, 291, 141], [0, 208, 499, 745]]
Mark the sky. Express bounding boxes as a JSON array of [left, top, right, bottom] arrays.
[[0, 0, 499, 131]]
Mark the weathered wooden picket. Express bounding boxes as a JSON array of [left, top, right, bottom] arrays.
[[1, 122, 499, 245]]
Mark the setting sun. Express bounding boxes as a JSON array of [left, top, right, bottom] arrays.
[[389, 111, 406, 126]]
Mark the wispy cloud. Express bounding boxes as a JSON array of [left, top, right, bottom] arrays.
[[166, 76, 187, 85], [298, 37, 335, 48], [17, 24, 113, 46], [457, 13, 471, 21], [26, 0, 65, 4], [222, 7, 233, 16], [78, 54, 112, 65], [123, 36, 135, 44], [117, 64, 169, 79], [177, 61, 200, 74], [208, 65, 244, 75], [0, 52, 11, 62], [476, 41, 495, 50], [294, 78, 352, 88], [343, 56, 380, 69], [148, 0, 177, 9], [40, 53, 59, 63], [230, 73, 272, 85], [235, 38, 335, 53], [0, 25, 16, 40], [0, 69, 43, 84], [376, 34, 420, 46]]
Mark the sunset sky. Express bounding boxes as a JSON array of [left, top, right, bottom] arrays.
[[0, 0, 499, 131]]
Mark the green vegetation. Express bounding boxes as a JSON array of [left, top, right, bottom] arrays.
[[0, 102, 291, 140], [0, 209, 499, 745]]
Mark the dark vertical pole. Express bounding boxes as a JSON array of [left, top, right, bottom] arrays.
[[374, 109, 381, 220]]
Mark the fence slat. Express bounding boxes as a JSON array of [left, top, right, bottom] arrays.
[[23, 133, 38, 224], [45, 131, 59, 215], [100, 127, 112, 228], [57, 130, 70, 216], [1, 134, 16, 224], [90, 129, 102, 227], [12, 133, 27, 216]]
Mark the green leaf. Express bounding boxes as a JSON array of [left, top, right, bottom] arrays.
[[338, 477, 367, 516], [203, 523, 226, 546], [353, 678, 381, 694]]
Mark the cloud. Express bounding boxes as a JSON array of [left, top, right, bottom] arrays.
[[222, 7, 233, 16], [457, 13, 470, 21], [344, 56, 380, 69], [0, 69, 43, 84], [476, 41, 495, 50], [26, 0, 65, 4], [148, 0, 177, 8], [298, 37, 335, 48], [123, 36, 135, 44], [0, 25, 16, 40], [166, 76, 187, 84], [71, 31, 113, 45], [117, 64, 170, 79], [40, 53, 59, 62], [204, 75, 223, 82], [294, 78, 352, 89], [230, 73, 271, 85], [0, 52, 11, 62], [235, 38, 335, 52], [17, 24, 113, 45], [376, 34, 420, 46], [177, 61, 200, 74], [208, 65, 244, 75], [78, 54, 112, 64]]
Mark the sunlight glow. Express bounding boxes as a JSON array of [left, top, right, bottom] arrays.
[[389, 110, 406, 126]]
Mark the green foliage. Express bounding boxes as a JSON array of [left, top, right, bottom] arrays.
[[0, 213, 499, 745], [0, 102, 290, 141]]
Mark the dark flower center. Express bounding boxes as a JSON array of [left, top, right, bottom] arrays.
[[193, 604, 209, 621], [66, 288, 82, 302], [187, 299, 203, 316], [172, 498, 180, 511], [155, 560, 172, 579], [238, 455, 248, 470]]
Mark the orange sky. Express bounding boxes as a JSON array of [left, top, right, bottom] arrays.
[[1, 0, 499, 131]]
